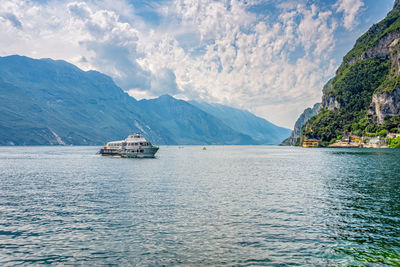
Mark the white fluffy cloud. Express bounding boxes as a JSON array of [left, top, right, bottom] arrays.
[[137, 0, 338, 126], [335, 0, 364, 30], [0, 0, 365, 127]]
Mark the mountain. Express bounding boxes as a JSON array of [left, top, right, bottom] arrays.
[[137, 95, 256, 145], [281, 103, 320, 146], [0, 55, 168, 145], [189, 101, 291, 144], [302, 0, 400, 145], [0, 55, 264, 145]]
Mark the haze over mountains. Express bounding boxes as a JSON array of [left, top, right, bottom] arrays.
[[0, 55, 290, 145], [189, 101, 291, 145]]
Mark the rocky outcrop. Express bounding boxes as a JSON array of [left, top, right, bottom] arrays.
[[342, 0, 400, 67], [324, 30, 400, 116], [324, 2, 400, 114], [370, 86, 400, 123], [390, 38, 400, 75], [321, 78, 343, 111], [369, 38, 400, 123], [395, 0, 400, 9], [345, 30, 400, 66], [281, 103, 321, 145], [323, 96, 341, 111]]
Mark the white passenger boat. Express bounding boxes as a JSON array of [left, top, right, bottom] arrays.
[[98, 133, 159, 158]]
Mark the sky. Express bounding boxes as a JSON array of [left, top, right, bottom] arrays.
[[0, 0, 395, 128]]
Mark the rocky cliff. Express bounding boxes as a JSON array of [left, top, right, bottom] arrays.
[[323, 1, 400, 112], [369, 39, 400, 123], [370, 87, 400, 123], [394, 0, 400, 10], [302, 0, 400, 144], [281, 103, 320, 146]]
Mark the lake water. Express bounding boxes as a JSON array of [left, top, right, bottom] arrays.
[[0, 146, 399, 265]]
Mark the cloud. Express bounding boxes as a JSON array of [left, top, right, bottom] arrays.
[[67, 2, 91, 19], [0, 12, 22, 29], [0, 0, 346, 127], [139, 0, 338, 126], [150, 68, 179, 95], [66, 1, 152, 90], [334, 0, 364, 30]]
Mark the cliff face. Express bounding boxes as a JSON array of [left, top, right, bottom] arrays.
[[323, 97, 341, 111], [370, 39, 400, 123], [343, 31, 400, 67], [281, 103, 320, 146], [329, 32, 400, 116], [395, 0, 400, 9], [324, 5, 400, 111], [302, 1, 400, 143], [370, 87, 400, 123]]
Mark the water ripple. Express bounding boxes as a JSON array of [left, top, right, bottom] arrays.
[[0, 146, 399, 265]]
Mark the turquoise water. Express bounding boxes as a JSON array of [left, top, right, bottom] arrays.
[[0, 146, 399, 265]]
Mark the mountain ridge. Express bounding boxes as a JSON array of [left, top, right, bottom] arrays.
[[189, 100, 291, 145], [0, 55, 288, 145]]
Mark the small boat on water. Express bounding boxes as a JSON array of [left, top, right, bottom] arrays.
[[98, 133, 159, 158]]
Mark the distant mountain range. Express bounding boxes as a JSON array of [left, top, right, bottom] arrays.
[[0, 55, 290, 145], [189, 101, 291, 145]]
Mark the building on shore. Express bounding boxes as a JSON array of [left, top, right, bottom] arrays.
[[363, 136, 387, 148], [302, 138, 319, 147], [301, 133, 398, 148], [329, 136, 362, 148]]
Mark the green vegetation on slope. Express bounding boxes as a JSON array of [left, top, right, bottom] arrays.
[[304, 58, 390, 143], [300, 3, 400, 146], [342, 6, 400, 67], [388, 136, 400, 148], [377, 74, 400, 93], [327, 58, 390, 104]]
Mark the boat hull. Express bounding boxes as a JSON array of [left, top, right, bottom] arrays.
[[98, 147, 159, 158], [97, 149, 120, 156], [121, 147, 159, 158]]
